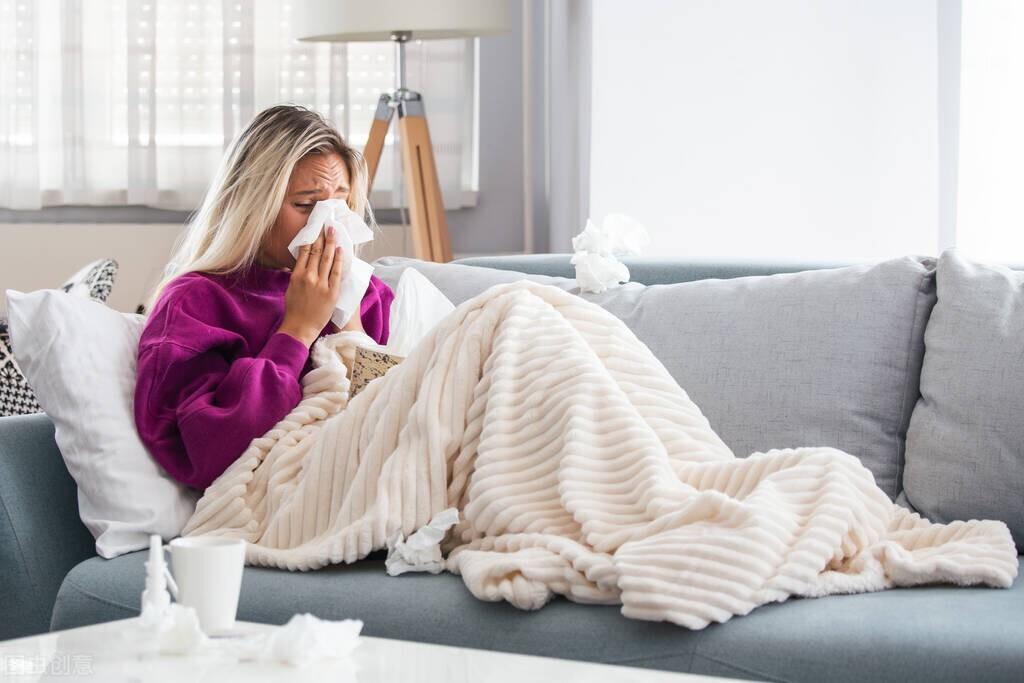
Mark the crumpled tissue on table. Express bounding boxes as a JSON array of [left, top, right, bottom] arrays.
[[244, 613, 363, 667], [139, 602, 210, 656], [138, 602, 363, 667], [385, 507, 460, 576], [287, 198, 376, 329], [137, 536, 362, 666], [570, 213, 651, 293]]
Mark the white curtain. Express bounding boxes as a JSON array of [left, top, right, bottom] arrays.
[[0, 0, 475, 211], [545, 0, 591, 254], [521, 0, 591, 254]]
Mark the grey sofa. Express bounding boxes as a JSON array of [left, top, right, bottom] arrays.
[[1, 254, 1021, 683]]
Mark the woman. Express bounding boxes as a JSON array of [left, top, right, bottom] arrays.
[[135, 105, 394, 491]]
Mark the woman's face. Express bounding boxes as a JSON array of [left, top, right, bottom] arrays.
[[259, 152, 351, 269]]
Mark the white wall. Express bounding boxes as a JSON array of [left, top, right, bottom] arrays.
[[590, 0, 940, 261], [0, 224, 185, 315]]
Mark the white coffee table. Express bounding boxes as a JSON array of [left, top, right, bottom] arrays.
[[0, 617, 746, 682]]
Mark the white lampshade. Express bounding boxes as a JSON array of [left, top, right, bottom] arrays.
[[294, 0, 511, 43]]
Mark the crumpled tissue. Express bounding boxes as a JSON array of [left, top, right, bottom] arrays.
[[252, 613, 363, 667], [385, 507, 460, 576], [287, 198, 376, 329], [139, 603, 210, 656], [137, 536, 362, 666], [139, 609, 363, 666], [570, 213, 651, 293]]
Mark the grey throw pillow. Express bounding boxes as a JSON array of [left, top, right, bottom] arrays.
[[372, 256, 936, 499], [901, 250, 1024, 550]]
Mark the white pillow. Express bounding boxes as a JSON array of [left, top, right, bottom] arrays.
[[4, 288, 197, 558]]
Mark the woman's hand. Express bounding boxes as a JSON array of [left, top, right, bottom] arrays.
[[277, 226, 343, 347]]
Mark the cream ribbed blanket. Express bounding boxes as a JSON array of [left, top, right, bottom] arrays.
[[181, 281, 1018, 629]]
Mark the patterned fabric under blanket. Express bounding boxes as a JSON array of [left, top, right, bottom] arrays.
[[181, 281, 1018, 629]]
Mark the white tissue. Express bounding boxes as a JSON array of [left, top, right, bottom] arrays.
[[573, 213, 651, 257], [252, 613, 363, 667], [146, 604, 210, 655], [385, 507, 460, 576], [570, 213, 651, 293], [287, 198, 376, 329], [570, 252, 630, 294], [136, 608, 362, 665]]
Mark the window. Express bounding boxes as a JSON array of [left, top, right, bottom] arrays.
[[0, 0, 478, 211], [589, 0, 1024, 263], [956, 0, 1024, 263]]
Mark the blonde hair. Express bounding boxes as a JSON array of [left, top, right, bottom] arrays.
[[146, 104, 374, 312]]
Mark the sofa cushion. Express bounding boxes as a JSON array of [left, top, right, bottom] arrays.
[[52, 550, 1024, 682], [0, 413, 96, 640], [901, 251, 1024, 550], [372, 256, 937, 498]]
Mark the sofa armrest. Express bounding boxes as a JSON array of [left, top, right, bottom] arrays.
[[0, 413, 96, 639]]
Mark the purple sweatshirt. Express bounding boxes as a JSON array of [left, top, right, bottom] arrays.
[[134, 263, 393, 490]]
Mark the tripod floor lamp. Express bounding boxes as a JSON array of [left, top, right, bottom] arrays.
[[296, 0, 510, 263]]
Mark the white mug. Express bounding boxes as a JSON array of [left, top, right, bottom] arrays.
[[164, 536, 246, 635]]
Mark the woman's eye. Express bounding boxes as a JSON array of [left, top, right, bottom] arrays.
[[295, 203, 314, 210]]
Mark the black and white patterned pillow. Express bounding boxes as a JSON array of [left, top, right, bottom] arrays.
[[59, 259, 119, 302], [1, 259, 119, 417], [0, 319, 42, 416]]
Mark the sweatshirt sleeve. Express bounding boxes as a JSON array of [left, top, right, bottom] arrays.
[[134, 292, 310, 491], [360, 274, 395, 346]]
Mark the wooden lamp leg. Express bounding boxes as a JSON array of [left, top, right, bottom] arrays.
[[362, 90, 452, 263], [398, 99, 453, 263], [363, 94, 394, 193]]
